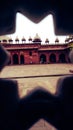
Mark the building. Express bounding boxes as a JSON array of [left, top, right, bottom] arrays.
[[1, 34, 73, 65]]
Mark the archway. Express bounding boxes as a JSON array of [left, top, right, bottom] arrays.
[[59, 54, 66, 63], [40, 54, 46, 63], [49, 54, 56, 63], [13, 54, 19, 64], [20, 55, 24, 64]]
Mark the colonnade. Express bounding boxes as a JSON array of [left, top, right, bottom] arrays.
[[8, 52, 69, 65]]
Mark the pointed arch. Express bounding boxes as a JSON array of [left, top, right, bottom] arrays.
[[40, 54, 46, 63], [20, 55, 24, 64], [49, 53, 56, 63]]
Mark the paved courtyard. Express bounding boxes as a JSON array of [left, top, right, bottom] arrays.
[[1, 64, 73, 130], [1, 64, 73, 96]]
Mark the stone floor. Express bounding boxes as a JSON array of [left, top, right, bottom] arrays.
[[1, 64, 73, 130]]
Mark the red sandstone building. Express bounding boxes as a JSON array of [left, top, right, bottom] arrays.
[[1, 35, 73, 65]]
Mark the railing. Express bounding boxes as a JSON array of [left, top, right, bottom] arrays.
[[0, 44, 73, 130]]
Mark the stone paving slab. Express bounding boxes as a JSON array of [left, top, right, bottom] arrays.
[[1, 64, 73, 97], [1, 64, 73, 78]]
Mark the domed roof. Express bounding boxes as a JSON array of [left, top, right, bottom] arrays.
[[8, 38, 13, 42], [65, 37, 69, 43], [33, 33, 42, 42], [55, 38, 59, 43], [21, 36, 26, 41], [2, 39, 7, 43], [67, 35, 73, 42], [45, 38, 49, 43], [0, 35, 10, 43], [15, 36, 19, 42], [28, 36, 32, 41]]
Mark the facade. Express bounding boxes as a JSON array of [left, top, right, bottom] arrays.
[[1, 36, 73, 65]]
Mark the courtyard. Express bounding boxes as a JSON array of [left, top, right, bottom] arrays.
[[1, 64, 73, 96]]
